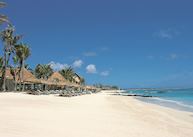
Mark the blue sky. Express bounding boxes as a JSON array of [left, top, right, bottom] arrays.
[[1, 0, 193, 88]]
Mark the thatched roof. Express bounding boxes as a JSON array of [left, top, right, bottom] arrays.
[[47, 72, 72, 86], [21, 69, 40, 83], [73, 73, 81, 84], [85, 85, 96, 90], [0, 68, 40, 84], [48, 72, 66, 82], [69, 83, 80, 88], [1, 69, 91, 89]]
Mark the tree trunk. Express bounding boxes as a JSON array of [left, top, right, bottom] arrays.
[[14, 70, 17, 91], [19, 60, 23, 91], [19, 67, 22, 91], [1, 49, 7, 91], [44, 76, 47, 91], [22, 59, 25, 91]]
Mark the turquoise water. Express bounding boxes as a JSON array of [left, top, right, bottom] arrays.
[[125, 89, 193, 112]]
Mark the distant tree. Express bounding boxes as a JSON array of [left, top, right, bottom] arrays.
[[112, 86, 119, 90]]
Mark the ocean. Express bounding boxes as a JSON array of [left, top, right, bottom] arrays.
[[124, 88, 193, 112]]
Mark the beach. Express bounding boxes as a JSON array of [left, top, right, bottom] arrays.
[[0, 90, 193, 137]]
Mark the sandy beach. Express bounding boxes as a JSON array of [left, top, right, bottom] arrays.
[[0, 90, 193, 137]]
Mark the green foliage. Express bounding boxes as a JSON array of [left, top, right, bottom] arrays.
[[35, 64, 53, 80], [93, 83, 119, 90], [12, 56, 19, 65], [15, 44, 30, 61], [0, 2, 6, 7], [0, 25, 21, 91], [10, 66, 17, 80], [0, 2, 9, 24], [14, 44, 31, 91], [1, 25, 21, 53], [59, 67, 75, 82], [112, 86, 119, 90]]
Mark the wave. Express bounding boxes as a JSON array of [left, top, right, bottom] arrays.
[[150, 97, 193, 109]]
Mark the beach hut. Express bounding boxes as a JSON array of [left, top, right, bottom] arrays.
[[84, 85, 97, 92], [72, 73, 82, 84], [0, 68, 41, 91], [47, 72, 70, 90], [20, 69, 41, 91]]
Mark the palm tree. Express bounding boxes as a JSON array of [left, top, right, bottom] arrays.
[[0, 2, 11, 91], [10, 66, 16, 91], [0, 56, 3, 71], [0, 2, 6, 8], [0, 56, 3, 79], [10, 56, 19, 91], [59, 67, 75, 82], [35, 64, 53, 80], [35, 64, 53, 91], [15, 44, 31, 91], [0, 2, 9, 24], [0, 25, 21, 91]]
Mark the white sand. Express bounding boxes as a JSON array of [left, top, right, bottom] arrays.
[[0, 90, 193, 137]]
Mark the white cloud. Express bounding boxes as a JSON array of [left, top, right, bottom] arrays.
[[169, 53, 178, 60], [72, 60, 83, 68], [100, 71, 110, 76], [83, 52, 97, 57], [86, 64, 97, 74], [158, 30, 173, 39], [101, 47, 109, 51], [155, 28, 180, 39], [147, 55, 154, 60], [48, 61, 69, 71]]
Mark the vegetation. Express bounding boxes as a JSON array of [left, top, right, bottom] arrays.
[[0, 25, 21, 91], [10, 55, 19, 91], [59, 67, 76, 83], [15, 44, 31, 91], [0, 2, 9, 24], [0, 2, 91, 93], [34, 64, 53, 91], [0, 2, 30, 91], [93, 84, 119, 90], [0, 56, 3, 70], [35, 64, 53, 80], [10, 65, 17, 91]]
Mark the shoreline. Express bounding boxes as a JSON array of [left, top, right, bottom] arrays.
[[0, 90, 193, 137], [118, 89, 193, 113], [136, 96, 193, 113]]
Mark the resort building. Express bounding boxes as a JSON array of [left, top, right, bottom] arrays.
[[0, 68, 95, 92]]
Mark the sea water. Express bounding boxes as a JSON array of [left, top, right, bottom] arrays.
[[125, 88, 193, 112]]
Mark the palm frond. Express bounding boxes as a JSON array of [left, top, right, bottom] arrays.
[[0, 2, 6, 8], [59, 67, 76, 82], [35, 64, 53, 79]]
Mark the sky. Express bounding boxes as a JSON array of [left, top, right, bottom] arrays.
[[1, 0, 193, 88]]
